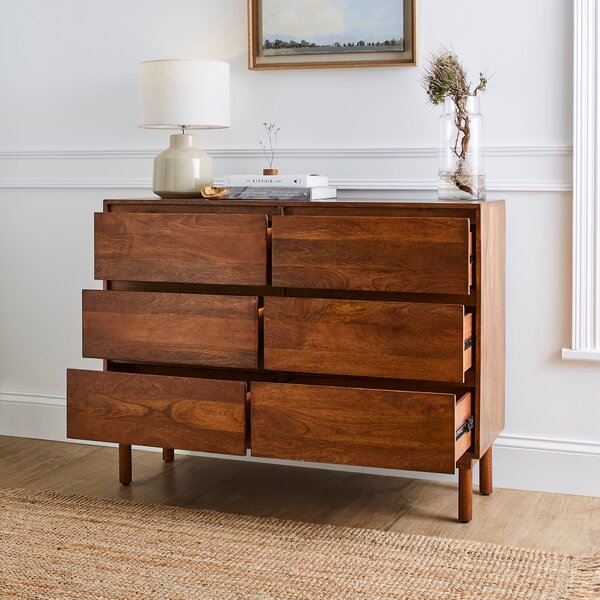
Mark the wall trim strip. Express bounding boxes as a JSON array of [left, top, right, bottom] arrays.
[[563, 0, 600, 359], [0, 178, 572, 192], [0, 145, 573, 161]]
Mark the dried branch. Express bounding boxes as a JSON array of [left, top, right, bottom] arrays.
[[259, 122, 280, 170], [422, 48, 489, 197]]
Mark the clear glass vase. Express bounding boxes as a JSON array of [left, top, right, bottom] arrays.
[[438, 96, 485, 200]]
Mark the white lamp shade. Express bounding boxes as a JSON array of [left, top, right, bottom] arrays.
[[138, 59, 230, 130]]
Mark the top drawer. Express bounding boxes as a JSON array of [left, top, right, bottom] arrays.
[[271, 215, 473, 294], [95, 212, 268, 286]]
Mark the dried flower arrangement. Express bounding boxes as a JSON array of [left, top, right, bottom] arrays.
[[422, 49, 488, 197], [259, 122, 280, 175]]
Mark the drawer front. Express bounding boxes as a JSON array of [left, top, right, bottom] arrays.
[[271, 215, 472, 294], [83, 290, 258, 369], [67, 369, 246, 455], [251, 383, 472, 474], [95, 212, 268, 285], [264, 297, 472, 383]]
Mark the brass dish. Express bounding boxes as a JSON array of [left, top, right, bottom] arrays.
[[200, 186, 230, 199]]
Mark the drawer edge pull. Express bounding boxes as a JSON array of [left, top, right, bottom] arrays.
[[456, 416, 475, 441], [464, 337, 474, 351]]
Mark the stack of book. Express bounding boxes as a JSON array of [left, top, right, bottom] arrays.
[[222, 174, 336, 201]]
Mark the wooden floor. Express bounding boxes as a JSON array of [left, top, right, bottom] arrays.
[[1, 435, 598, 556]]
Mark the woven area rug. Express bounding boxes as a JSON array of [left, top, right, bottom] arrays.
[[0, 488, 598, 599]]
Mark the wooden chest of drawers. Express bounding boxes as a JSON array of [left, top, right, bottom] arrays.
[[67, 198, 505, 522]]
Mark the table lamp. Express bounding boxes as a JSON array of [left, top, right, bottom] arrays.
[[138, 59, 230, 198]]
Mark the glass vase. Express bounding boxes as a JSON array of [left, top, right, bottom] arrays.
[[438, 96, 485, 200]]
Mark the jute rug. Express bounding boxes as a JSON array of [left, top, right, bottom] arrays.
[[0, 488, 597, 599]]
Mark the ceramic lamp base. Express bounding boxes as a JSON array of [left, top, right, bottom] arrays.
[[153, 134, 213, 198]]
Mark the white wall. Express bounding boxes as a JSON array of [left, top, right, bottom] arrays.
[[2, 0, 599, 496]]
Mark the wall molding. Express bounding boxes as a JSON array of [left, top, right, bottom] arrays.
[[0, 178, 573, 192], [0, 145, 572, 193], [0, 390, 66, 407], [563, 0, 600, 360], [1, 391, 599, 497], [562, 348, 600, 362], [0, 145, 573, 161]]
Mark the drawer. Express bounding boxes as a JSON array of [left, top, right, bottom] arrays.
[[251, 382, 473, 474], [83, 290, 258, 369], [271, 215, 473, 294], [67, 369, 246, 455], [264, 297, 473, 383], [95, 212, 268, 285]]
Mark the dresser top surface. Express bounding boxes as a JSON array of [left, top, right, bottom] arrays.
[[104, 198, 504, 210]]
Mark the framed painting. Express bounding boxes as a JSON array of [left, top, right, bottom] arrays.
[[248, 0, 416, 70]]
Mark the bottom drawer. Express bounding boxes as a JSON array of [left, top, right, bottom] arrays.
[[67, 369, 247, 455], [251, 382, 472, 474]]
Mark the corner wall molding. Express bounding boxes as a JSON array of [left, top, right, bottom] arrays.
[[561, 348, 600, 362], [563, 0, 600, 360]]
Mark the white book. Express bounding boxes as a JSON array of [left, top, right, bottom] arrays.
[[224, 174, 329, 188], [309, 186, 337, 200]]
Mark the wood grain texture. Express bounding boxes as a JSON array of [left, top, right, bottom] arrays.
[[480, 447, 493, 496], [69, 198, 505, 522], [458, 459, 474, 523], [119, 444, 131, 486], [95, 212, 268, 285], [271, 215, 472, 294], [67, 369, 247, 455], [83, 290, 258, 369], [264, 297, 470, 382], [108, 280, 476, 310], [251, 383, 470, 474], [476, 201, 506, 455]]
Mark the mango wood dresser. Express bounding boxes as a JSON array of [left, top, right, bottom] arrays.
[[67, 198, 505, 523]]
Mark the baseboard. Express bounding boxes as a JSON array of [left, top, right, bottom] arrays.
[[2, 392, 598, 497]]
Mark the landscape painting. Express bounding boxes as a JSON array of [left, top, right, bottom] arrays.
[[262, 0, 404, 55], [249, 0, 416, 69]]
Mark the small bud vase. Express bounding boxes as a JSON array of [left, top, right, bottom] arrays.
[[438, 96, 485, 200]]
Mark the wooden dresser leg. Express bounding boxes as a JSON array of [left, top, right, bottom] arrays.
[[162, 448, 175, 462], [479, 447, 493, 496], [119, 444, 132, 486], [458, 460, 473, 523]]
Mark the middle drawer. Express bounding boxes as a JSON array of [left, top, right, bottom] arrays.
[[264, 297, 472, 383], [83, 290, 259, 369]]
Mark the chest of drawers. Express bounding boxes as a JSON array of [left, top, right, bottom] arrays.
[[67, 198, 505, 522]]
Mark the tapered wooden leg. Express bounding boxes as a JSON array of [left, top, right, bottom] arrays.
[[458, 460, 473, 523], [119, 444, 132, 486], [479, 447, 493, 496], [162, 448, 175, 462]]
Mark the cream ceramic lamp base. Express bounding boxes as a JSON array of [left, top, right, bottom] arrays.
[[153, 134, 213, 198]]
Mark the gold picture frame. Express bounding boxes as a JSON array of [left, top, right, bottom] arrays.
[[248, 0, 416, 70]]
